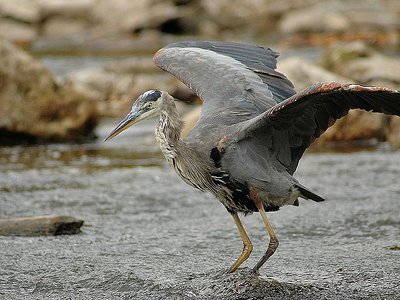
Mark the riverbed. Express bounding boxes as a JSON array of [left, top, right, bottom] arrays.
[[1, 118, 399, 299]]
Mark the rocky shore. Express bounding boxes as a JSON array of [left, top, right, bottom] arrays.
[[0, 0, 399, 147]]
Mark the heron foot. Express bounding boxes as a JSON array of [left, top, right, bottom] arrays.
[[228, 241, 253, 273], [253, 237, 279, 272], [251, 192, 279, 272]]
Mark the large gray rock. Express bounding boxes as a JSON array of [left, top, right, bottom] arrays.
[[0, 39, 98, 143]]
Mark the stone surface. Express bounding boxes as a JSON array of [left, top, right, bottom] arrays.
[[91, 0, 181, 34], [311, 110, 387, 148], [386, 116, 400, 149], [0, 215, 84, 236], [278, 1, 400, 34], [66, 56, 196, 117], [0, 19, 38, 43], [339, 55, 400, 86], [41, 17, 91, 37], [0, 0, 399, 52], [39, 0, 95, 19], [0, 39, 98, 143], [0, 0, 40, 23], [277, 57, 350, 91], [322, 42, 400, 86]]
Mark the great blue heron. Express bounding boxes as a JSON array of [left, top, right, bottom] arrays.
[[105, 41, 400, 273]]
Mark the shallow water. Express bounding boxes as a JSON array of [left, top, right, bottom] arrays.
[[1, 119, 399, 299]]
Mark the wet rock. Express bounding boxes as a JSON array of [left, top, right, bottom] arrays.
[[189, 268, 346, 300], [0, 39, 98, 144], [0, 215, 84, 236]]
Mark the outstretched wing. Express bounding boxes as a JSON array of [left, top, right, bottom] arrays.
[[232, 83, 400, 175], [153, 41, 295, 131]]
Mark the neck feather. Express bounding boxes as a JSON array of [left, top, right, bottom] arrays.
[[155, 96, 183, 161]]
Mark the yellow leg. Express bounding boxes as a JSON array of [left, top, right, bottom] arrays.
[[253, 202, 279, 272], [228, 212, 253, 273]]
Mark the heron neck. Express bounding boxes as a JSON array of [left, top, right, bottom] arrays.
[[155, 100, 184, 161]]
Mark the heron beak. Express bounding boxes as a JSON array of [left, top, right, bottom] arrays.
[[104, 109, 140, 141]]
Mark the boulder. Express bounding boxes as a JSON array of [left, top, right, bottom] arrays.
[[322, 42, 400, 86], [91, 0, 181, 34], [67, 57, 196, 117], [337, 55, 400, 86], [0, 39, 98, 144], [277, 57, 350, 91], [41, 17, 91, 38], [278, 1, 400, 34], [0, 19, 37, 44], [39, 0, 95, 19], [386, 117, 400, 149], [312, 110, 387, 148], [0, 0, 41, 23]]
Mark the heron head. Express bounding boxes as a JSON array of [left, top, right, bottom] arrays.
[[104, 89, 162, 141]]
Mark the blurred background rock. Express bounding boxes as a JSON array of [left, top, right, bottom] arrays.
[[0, 0, 399, 146]]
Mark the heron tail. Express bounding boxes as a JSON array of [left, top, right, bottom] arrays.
[[295, 182, 325, 202]]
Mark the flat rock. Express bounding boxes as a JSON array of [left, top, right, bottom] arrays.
[[0, 215, 84, 236], [0, 39, 98, 144]]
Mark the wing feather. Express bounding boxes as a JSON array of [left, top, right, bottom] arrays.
[[153, 41, 296, 134], [234, 83, 400, 175]]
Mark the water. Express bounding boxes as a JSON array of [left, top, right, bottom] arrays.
[[1, 119, 399, 299]]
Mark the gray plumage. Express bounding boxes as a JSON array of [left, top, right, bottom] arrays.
[[105, 41, 400, 273]]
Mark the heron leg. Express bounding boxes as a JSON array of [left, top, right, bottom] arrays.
[[228, 212, 253, 273], [253, 201, 279, 272]]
